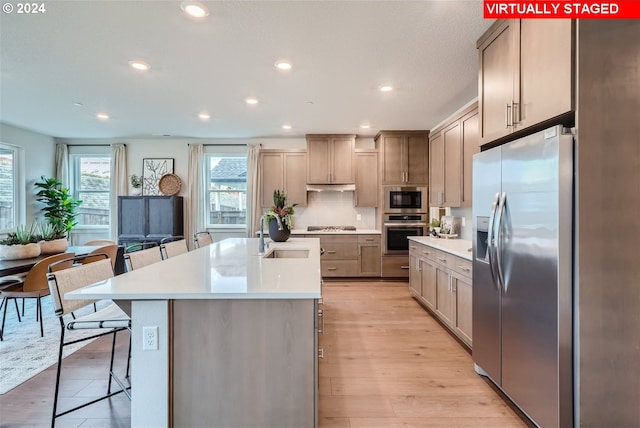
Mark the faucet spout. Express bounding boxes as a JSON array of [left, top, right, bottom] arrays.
[[259, 214, 267, 253]]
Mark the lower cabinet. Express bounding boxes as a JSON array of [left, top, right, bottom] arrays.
[[307, 234, 381, 278], [409, 241, 473, 347]]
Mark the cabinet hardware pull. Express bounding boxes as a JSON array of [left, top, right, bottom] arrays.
[[365, 238, 374, 242], [318, 348, 324, 359], [458, 265, 470, 271], [410, 245, 416, 249], [355, 194, 358, 206], [437, 257, 446, 262], [318, 309, 324, 334], [327, 267, 337, 271], [327, 251, 337, 254], [422, 251, 430, 255], [512, 101, 520, 125], [506, 103, 512, 128], [401, 265, 410, 270]]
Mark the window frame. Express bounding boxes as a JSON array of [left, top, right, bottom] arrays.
[[0, 143, 23, 233], [204, 151, 248, 230], [69, 153, 111, 230]]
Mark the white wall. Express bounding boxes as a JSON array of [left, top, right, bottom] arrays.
[[0, 123, 56, 226]]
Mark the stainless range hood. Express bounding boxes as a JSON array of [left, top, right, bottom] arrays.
[[306, 184, 356, 192]]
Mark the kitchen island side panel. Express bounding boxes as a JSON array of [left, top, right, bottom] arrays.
[[172, 299, 316, 428]]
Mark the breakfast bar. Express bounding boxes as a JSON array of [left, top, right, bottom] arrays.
[[65, 237, 322, 428]]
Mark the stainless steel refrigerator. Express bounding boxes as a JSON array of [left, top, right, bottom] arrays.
[[472, 125, 573, 428]]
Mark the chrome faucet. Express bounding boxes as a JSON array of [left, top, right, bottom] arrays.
[[258, 214, 283, 253]]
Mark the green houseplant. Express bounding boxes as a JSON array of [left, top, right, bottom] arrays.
[[34, 176, 82, 245], [265, 189, 297, 242], [130, 174, 143, 195], [0, 222, 41, 260]]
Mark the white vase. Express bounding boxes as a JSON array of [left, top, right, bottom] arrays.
[[39, 238, 69, 255], [131, 187, 142, 196], [0, 243, 41, 260]]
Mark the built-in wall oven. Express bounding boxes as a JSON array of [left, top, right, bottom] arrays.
[[382, 213, 428, 255], [384, 186, 428, 214]]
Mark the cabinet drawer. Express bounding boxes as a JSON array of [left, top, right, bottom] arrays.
[[381, 256, 410, 278], [318, 236, 358, 260], [358, 235, 380, 244], [322, 260, 359, 277], [432, 249, 450, 267], [448, 254, 472, 278]]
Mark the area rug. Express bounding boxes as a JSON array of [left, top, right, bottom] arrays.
[[0, 296, 109, 394]]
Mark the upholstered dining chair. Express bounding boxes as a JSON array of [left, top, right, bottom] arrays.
[[82, 244, 119, 270], [194, 231, 213, 248], [84, 239, 117, 246], [124, 244, 163, 272], [46, 255, 130, 427], [0, 252, 75, 341], [160, 239, 188, 259]]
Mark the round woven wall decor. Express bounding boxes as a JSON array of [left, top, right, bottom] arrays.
[[158, 173, 182, 195]]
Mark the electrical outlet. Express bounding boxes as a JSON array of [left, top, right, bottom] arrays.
[[461, 217, 466, 227], [356, 214, 362, 221], [143, 326, 158, 351]]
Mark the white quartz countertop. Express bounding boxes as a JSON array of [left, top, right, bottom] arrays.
[[65, 238, 322, 300], [408, 236, 473, 260]]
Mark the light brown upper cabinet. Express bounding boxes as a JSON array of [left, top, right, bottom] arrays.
[[306, 134, 355, 184], [354, 150, 378, 208], [375, 131, 429, 185], [260, 150, 307, 208], [429, 104, 479, 208], [477, 19, 573, 145]]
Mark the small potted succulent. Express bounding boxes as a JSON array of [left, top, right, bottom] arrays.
[[130, 174, 143, 195], [37, 221, 69, 255], [264, 189, 297, 242], [0, 222, 41, 260]]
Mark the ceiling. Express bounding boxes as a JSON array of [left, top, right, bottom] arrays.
[[0, 1, 493, 140]]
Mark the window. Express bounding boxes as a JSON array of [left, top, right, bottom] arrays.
[[0, 144, 19, 232], [71, 155, 111, 227], [205, 154, 247, 227]]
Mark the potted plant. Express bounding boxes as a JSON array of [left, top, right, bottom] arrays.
[[0, 222, 41, 260], [130, 174, 143, 196], [37, 221, 69, 254], [429, 218, 441, 236], [265, 189, 297, 242], [34, 176, 82, 243]]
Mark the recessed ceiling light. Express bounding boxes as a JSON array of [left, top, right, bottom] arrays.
[[96, 113, 110, 120], [379, 85, 393, 92], [245, 97, 259, 105], [198, 112, 211, 120], [181, 1, 209, 18], [73, 102, 83, 107], [128, 60, 150, 71], [360, 124, 371, 129], [275, 61, 292, 71], [282, 124, 292, 130]]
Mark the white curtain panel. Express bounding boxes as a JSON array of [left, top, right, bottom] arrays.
[[186, 143, 203, 250], [246, 144, 261, 237], [110, 143, 127, 241], [54, 143, 69, 185]]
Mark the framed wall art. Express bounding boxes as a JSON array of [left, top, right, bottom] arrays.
[[142, 158, 174, 195]]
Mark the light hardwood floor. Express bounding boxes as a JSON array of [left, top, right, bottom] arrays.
[[0, 281, 532, 427]]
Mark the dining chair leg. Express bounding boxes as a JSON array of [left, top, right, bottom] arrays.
[[107, 331, 117, 394], [38, 297, 44, 337], [0, 297, 7, 341], [51, 318, 66, 428], [14, 298, 21, 322], [22, 298, 25, 317]]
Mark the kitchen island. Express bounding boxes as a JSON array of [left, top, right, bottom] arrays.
[[66, 237, 322, 428]]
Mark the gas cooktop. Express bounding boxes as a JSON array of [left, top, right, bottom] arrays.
[[307, 226, 357, 232]]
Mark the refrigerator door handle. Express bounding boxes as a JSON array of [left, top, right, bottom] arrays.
[[495, 192, 507, 293], [487, 192, 501, 292]]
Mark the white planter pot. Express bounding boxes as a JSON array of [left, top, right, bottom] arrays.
[[130, 187, 142, 196], [39, 238, 69, 255], [0, 243, 41, 260]]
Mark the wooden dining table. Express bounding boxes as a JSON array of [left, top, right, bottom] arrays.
[[0, 246, 106, 277]]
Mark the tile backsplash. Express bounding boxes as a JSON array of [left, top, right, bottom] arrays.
[[294, 191, 376, 230]]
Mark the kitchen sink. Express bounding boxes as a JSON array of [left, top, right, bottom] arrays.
[[263, 249, 310, 259]]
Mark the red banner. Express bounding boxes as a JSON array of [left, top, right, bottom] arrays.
[[484, 1, 640, 18]]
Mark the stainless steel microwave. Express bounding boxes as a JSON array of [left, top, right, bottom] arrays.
[[383, 186, 428, 213]]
